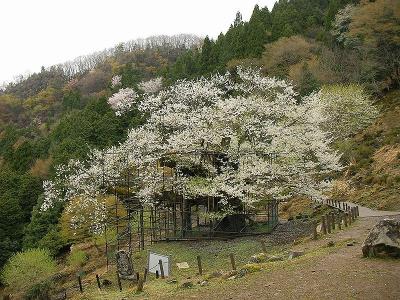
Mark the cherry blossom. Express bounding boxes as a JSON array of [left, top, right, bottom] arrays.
[[43, 68, 342, 232]]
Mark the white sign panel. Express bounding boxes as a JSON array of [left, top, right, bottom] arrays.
[[148, 252, 171, 276]]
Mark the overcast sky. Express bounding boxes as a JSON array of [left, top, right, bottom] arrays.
[[0, 0, 277, 84]]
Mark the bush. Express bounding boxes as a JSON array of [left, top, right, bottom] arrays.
[[1, 249, 56, 293], [67, 250, 88, 268]]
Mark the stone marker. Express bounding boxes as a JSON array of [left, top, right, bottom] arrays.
[[115, 250, 135, 280]]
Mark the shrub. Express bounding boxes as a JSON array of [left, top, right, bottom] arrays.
[[319, 84, 379, 140], [67, 250, 88, 268], [1, 249, 56, 293]]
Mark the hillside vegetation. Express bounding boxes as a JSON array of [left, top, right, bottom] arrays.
[[332, 90, 400, 210]]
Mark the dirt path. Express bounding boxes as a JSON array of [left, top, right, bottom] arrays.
[[172, 216, 400, 300], [344, 201, 400, 217]]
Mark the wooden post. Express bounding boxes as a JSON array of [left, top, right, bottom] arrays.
[[144, 268, 148, 282], [78, 276, 83, 293], [338, 202, 341, 209], [159, 259, 165, 279], [260, 240, 267, 253], [155, 270, 159, 279], [338, 214, 342, 230], [117, 272, 122, 292], [321, 216, 327, 235], [197, 255, 203, 275], [348, 212, 352, 225], [331, 213, 336, 230], [344, 212, 348, 227], [356, 206, 359, 217], [136, 272, 140, 282], [230, 253, 236, 271], [137, 278, 144, 293], [96, 274, 101, 290]]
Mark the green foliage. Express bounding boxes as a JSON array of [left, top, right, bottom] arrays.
[[23, 196, 64, 253], [1, 249, 56, 293], [67, 249, 88, 268]]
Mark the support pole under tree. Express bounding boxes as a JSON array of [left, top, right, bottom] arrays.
[[326, 215, 332, 234], [321, 216, 327, 235], [137, 278, 144, 293], [313, 221, 318, 240]]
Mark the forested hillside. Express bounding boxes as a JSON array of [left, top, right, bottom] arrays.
[[0, 0, 399, 297]]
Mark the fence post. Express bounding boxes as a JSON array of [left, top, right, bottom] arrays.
[[117, 272, 122, 292], [338, 214, 342, 230], [96, 274, 101, 290], [344, 212, 348, 227], [144, 268, 148, 282], [331, 213, 336, 230], [230, 253, 236, 271], [197, 255, 203, 275], [78, 276, 83, 293], [261, 240, 267, 253], [156, 270, 159, 279], [159, 259, 165, 279]]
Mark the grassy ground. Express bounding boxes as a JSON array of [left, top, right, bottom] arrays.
[[67, 235, 287, 299]]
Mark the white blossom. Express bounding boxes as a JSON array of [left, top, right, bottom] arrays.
[[107, 88, 138, 116], [111, 75, 122, 88], [42, 67, 343, 232]]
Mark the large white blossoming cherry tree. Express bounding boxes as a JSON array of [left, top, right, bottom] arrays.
[[42, 68, 342, 232]]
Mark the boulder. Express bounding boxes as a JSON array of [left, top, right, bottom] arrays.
[[249, 253, 268, 263], [362, 218, 400, 258], [288, 251, 304, 259], [267, 255, 284, 262], [180, 280, 193, 289]]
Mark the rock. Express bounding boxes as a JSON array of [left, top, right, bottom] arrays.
[[200, 280, 209, 286], [206, 270, 223, 279], [180, 280, 193, 289], [236, 268, 248, 278], [267, 255, 284, 262], [288, 251, 304, 259], [167, 279, 178, 284], [50, 291, 67, 300], [327, 241, 335, 247], [347, 241, 355, 246], [249, 253, 268, 263], [102, 279, 112, 286], [362, 218, 400, 258], [222, 270, 238, 279]]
